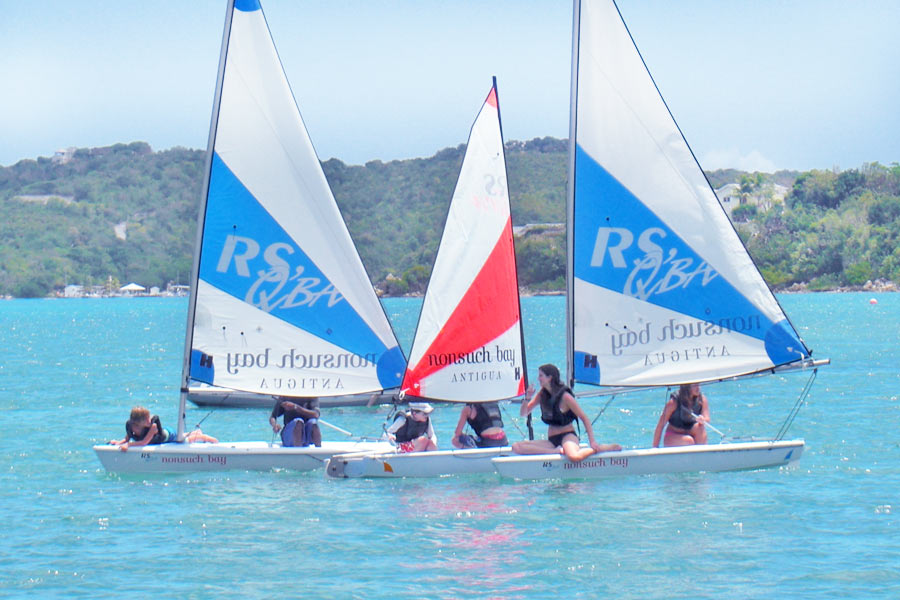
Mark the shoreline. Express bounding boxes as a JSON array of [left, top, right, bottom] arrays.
[[9, 279, 898, 300]]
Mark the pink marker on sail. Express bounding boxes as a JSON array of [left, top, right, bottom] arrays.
[[401, 79, 527, 403]]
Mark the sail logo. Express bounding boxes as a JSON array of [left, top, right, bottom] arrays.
[[589, 227, 718, 300], [216, 234, 344, 312], [470, 173, 509, 214]]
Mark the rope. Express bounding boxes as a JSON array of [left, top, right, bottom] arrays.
[[501, 402, 528, 439], [774, 368, 817, 440], [590, 394, 617, 426], [193, 409, 215, 430]]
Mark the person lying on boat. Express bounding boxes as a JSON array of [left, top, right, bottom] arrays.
[[652, 383, 710, 448], [108, 405, 218, 451], [269, 396, 321, 447], [451, 402, 508, 449], [512, 364, 621, 462], [385, 402, 438, 453]]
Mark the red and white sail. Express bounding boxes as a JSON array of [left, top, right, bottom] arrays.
[[401, 81, 527, 402]]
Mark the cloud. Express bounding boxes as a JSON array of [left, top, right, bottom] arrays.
[[701, 148, 777, 173]]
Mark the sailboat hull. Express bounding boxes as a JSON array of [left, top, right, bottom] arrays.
[[325, 446, 515, 478], [491, 439, 804, 480], [93, 440, 393, 473]]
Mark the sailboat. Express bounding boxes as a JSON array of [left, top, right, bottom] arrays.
[[326, 79, 528, 478], [491, 0, 828, 479], [94, 0, 398, 473]]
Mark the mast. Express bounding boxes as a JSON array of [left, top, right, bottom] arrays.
[[493, 75, 530, 396], [177, 0, 235, 442], [565, 0, 581, 389]]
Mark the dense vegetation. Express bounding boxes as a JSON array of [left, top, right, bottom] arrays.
[[0, 140, 897, 297]]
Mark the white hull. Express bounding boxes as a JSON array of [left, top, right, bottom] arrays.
[[325, 440, 803, 480], [94, 440, 393, 473], [492, 440, 804, 480], [325, 446, 514, 478]]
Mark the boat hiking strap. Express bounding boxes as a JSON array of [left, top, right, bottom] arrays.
[[774, 367, 818, 441]]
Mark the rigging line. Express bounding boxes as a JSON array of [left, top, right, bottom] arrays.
[[775, 368, 817, 441], [501, 402, 527, 439], [193, 409, 215, 430], [590, 394, 617, 426]]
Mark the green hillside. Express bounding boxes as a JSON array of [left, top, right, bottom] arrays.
[[0, 140, 897, 297]]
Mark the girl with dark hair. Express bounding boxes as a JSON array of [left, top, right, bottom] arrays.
[[652, 383, 710, 447], [512, 364, 621, 462]]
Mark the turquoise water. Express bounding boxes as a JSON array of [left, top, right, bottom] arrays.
[[1, 294, 898, 598]]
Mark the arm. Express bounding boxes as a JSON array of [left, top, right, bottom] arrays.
[[122, 422, 158, 451], [519, 386, 540, 416], [270, 401, 283, 432], [699, 395, 710, 423], [384, 415, 405, 442], [282, 401, 319, 420], [451, 406, 472, 447], [425, 418, 438, 447], [562, 393, 599, 449], [652, 399, 675, 448]]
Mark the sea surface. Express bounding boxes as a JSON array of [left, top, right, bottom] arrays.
[[1, 293, 898, 598]]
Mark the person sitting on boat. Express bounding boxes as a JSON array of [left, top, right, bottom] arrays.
[[512, 364, 621, 462], [108, 405, 218, 451], [652, 383, 710, 447], [451, 402, 508, 449], [269, 396, 321, 447], [385, 402, 437, 453]]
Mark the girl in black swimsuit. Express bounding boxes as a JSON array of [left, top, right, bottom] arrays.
[[652, 383, 710, 447], [511, 364, 621, 463]]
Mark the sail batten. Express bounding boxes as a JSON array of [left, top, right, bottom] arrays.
[[401, 81, 526, 402], [569, 0, 809, 388], [186, 1, 404, 397]]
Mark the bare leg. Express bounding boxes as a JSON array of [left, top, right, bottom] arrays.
[[186, 430, 218, 443], [663, 428, 697, 447], [511, 440, 558, 455], [413, 436, 436, 452], [310, 425, 322, 447], [690, 422, 707, 445], [292, 419, 306, 447]]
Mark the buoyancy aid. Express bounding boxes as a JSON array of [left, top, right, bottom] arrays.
[[540, 386, 577, 427], [667, 394, 702, 431], [467, 402, 504, 436], [126, 415, 169, 445], [393, 412, 429, 443]]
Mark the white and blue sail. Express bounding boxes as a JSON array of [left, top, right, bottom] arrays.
[[185, 0, 405, 397], [568, 0, 810, 387]]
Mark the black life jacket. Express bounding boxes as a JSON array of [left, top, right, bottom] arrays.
[[393, 412, 429, 443], [667, 394, 702, 430], [467, 403, 504, 436], [126, 415, 168, 445], [540, 386, 577, 427]]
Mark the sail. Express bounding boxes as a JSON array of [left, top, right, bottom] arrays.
[[401, 81, 527, 402], [568, 0, 809, 387], [186, 0, 405, 397]]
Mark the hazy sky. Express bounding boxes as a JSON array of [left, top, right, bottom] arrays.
[[2, 0, 898, 171]]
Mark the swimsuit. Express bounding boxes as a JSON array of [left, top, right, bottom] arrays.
[[549, 431, 576, 447]]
